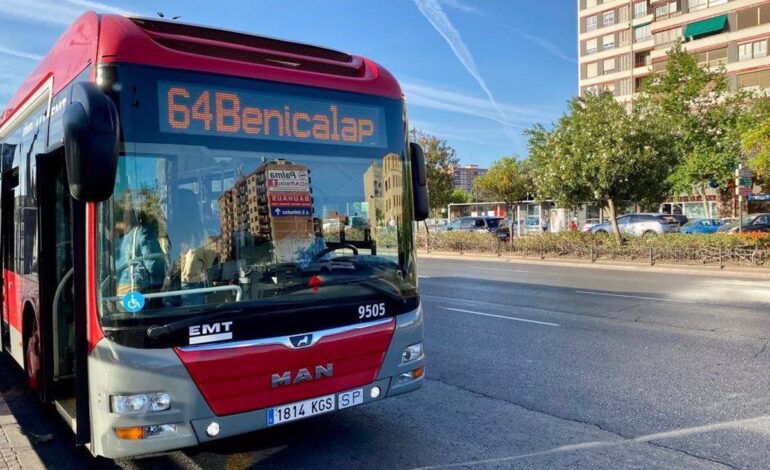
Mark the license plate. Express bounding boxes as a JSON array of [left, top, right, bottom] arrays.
[[267, 394, 335, 426], [338, 388, 364, 410]]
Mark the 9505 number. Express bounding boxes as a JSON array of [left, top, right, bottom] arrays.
[[358, 303, 386, 320]]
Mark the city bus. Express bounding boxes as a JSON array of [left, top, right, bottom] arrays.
[[0, 12, 428, 458]]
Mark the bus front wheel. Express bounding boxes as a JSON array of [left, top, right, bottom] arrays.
[[23, 312, 41, 390]]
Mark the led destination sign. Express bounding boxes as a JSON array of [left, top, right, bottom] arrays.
[[158, 81, 386, 147]]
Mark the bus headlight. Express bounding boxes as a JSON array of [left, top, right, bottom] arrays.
[[401, 343, 423, 363], [111, 392, 170, 414]]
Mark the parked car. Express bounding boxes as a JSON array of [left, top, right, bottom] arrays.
[[680, 218, 722, 234], [661, 213, 688, 227], [443, 217, 505, 236], [589, 213, 679, 236], [717, 213, 770, 233], [582, 218, 601, 232]]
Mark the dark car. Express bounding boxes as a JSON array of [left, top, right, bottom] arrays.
[[444, 216, 505, 236], [718, 213, 770, 233]]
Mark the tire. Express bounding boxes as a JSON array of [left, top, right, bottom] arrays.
[[594, 230, 608, 234], [23, 313, 41, 390], [642, 231, 657, 238]]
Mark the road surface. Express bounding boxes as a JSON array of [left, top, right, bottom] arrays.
[[2, 258, 770, 469]]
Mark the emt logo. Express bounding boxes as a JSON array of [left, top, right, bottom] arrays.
[[189, 321, 234, 345]]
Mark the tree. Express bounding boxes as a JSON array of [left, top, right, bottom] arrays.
[[473, 157, 532, 238], [527, 93, 674, 242], [448, 189, 471, 205], [740, 96, 770, 190], [636, 42, 745, 217], [410, 129, 460, 218]]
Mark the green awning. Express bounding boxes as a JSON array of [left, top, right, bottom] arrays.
[[684, 15, 728, 39]]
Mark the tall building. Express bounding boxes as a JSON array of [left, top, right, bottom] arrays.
[[578, 0, 770, 102], [218, 160, 315, 263], [453, 164, 488, 193]]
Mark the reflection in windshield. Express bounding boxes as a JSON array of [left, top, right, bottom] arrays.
[[98, 145, 413, 317]]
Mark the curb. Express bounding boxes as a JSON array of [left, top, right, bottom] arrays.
[[417, 251, 770, 279], [0, 396, 44, 470]]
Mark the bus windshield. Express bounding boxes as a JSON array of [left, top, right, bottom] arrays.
[[96, 65, 416, 323]]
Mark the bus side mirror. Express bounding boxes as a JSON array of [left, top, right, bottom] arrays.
[[63, 82, 120, 202], [410, 142, 429, 221]]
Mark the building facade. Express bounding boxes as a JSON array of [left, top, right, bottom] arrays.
[[578, 0, 770, 102], [452, 164, 488, 193]]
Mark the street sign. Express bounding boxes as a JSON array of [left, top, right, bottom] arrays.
[[748, 194, 770, 201], [739, 186, 752, 197], [739, 178, 753, 187], [738, 168, 753, 179]]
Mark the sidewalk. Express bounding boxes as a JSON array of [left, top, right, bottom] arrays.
[[418, 250, 770, 279], [0, 395, 44, 470]]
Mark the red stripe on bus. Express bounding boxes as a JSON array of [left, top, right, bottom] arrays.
[[86, 203, 104, 352], [175, 319, 395, 416]]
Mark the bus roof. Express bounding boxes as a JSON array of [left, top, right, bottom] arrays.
[[1, 12, 402, 130]]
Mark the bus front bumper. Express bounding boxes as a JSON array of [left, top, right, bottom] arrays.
[[88, 305, 424, 459]]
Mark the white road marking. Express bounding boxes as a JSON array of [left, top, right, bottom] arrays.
[[411, 415, 770, 469], [440, 307, 559, 327], [470, 267, 529, 273], [575, 291, 694, 304]]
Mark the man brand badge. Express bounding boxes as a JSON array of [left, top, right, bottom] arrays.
[[289, 333, 313, 348], [189, 321, 233, 345], [271, 364, 333, 388]]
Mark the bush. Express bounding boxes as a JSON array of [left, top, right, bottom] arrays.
[[418, 231, 770, 253]]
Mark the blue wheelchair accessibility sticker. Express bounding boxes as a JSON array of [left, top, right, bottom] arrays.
[[122, 291, 146, 313]]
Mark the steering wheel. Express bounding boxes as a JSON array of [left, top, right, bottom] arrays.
[[310, 244, 359, 263]]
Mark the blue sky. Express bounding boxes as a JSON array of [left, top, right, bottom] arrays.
[[0, 0, 577, 166]]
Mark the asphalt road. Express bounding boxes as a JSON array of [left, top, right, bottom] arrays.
[[3, 258, 770, 469]]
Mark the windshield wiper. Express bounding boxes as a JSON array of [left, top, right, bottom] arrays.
[[146, 276, 404, 340], [319, 276, 405, 304]]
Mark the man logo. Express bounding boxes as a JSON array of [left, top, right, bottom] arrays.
[[290, 334, 313, 348]]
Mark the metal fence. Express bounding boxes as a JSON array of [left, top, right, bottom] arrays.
[[419, 236, 770, 268]]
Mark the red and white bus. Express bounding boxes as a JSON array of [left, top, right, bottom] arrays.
[[0, 12, 428, 458]]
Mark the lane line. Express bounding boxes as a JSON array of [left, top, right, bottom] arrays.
[[411, 415, 770, 469], [575, 291, 694, 304], [470, 267, 529, 273], [439, 307, 560, 327]]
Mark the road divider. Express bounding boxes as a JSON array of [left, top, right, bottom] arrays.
[[440, 307, 560, 327]]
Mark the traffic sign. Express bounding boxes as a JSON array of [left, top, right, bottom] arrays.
[[739, 186, 752, 197], [739, 178, 753, 187], [738, 168, 753, 179]]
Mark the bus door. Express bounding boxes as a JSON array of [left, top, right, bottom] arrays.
[[0, 167, 19, 353], [36, 150, 78, 425]]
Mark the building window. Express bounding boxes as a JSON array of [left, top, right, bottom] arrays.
[[755, 40, 768, 59], [586, 62, 599, 79], [653, 60, 668, 72], [634, 24, 652, 42], [620, 53, 633, 71], [739, 40, 769, 61], [655, 1, 679, 20], [586, 15, 598, 32], [586, 38, 598, 54], [603, 10, 615, 27], [635, 51, 651, 67], [737, 5, 770, 30], [603, 34, 615, 50], [737, 69, 770, 91], [654, 27, 682, 48], [604, 58, 616, 73], [694, 47, 727, 67], [618, 78, 633, 96], [619, 29, 631, 47], [688, 0, 708, 12], [634, 1, 648, 18]]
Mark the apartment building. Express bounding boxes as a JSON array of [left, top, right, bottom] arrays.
[[453, 164, 488, 193], [578, 0, 770, 101]]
